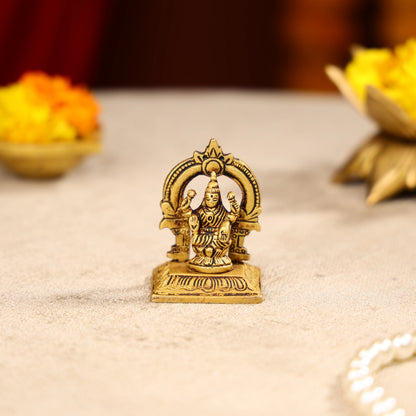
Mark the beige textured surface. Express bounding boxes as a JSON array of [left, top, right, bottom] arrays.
[[1, 91, 416, 416]]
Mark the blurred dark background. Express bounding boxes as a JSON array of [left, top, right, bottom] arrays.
[[1, 0, 415, 90]]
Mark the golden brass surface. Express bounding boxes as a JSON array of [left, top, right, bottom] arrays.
[[152, 139, 262, 303], [326, 64, 416, 203], [334, 132, 416, 205], [151, 261, 262, 304], [0, 129, 101, 179]]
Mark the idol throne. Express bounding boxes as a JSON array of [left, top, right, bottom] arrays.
[[151, 139, 262, 304]]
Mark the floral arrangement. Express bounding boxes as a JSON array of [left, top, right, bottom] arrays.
[[326, 38, 416, 204], [0, 71, 100, 144], [345, 39, 416, 120]]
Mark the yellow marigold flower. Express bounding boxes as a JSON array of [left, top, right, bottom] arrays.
[[20, 72, 100, 137], [0, 84, 77, 144], [345, 48, 393, 100], [346, 39, 416, 120], [0, 71, 99, 144]]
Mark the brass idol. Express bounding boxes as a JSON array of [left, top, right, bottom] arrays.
[[151, 139, 262, 303]]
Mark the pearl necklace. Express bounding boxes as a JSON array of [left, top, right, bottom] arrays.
[[344, 332, 416, 416]]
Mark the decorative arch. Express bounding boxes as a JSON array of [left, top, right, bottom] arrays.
[[160, 139, 261, 262]]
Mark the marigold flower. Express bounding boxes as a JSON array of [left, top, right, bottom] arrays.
[[346, 38, 416, 120], [0, 71, 99, 144], [326, 38, 416, 204]]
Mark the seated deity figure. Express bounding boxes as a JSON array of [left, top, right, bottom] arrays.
[[179, 171, 240, 273]]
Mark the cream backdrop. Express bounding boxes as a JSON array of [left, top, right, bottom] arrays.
[[1, 91, 415, 416]]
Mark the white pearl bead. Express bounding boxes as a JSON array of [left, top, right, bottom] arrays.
[[369, 342, 385, 370], [359, 344, 381, 361], [359, 386, 384, 410], [393, 334, 415, 361], [347, 367, 370, 381], [371, 397, 397, 415], [363, 341, 389, 370], [377, 339, 395, 367], [350, 376, 374, 394], [345, 333, 415, 416], [369, 342, 382, 355], [350, 357, 372, 369]]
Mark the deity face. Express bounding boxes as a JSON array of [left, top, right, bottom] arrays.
[[204, 191, 219, 208]]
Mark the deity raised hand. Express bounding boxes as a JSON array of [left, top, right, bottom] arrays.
[[178, 189, 196, 218]]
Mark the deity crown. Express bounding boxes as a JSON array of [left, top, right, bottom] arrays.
[[205, 171, 220, 194]]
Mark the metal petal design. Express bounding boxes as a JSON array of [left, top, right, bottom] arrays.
[[334, 133, 416, 204]]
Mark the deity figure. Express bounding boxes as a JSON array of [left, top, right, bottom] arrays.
[[153, 139, 262, 303], [179, 171, 240, 273]]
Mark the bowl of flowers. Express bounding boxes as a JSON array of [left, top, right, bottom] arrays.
[[0, 71, 101, 179], [326, 38, 416, 204]]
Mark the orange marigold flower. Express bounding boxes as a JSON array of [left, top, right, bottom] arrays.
[[19, 71, 100, 137]]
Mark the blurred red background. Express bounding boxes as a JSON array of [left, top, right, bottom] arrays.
[[1, 0, 416, 90]]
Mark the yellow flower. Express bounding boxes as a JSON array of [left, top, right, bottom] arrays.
[[0, 71, 99, 144], [20, 72, 99, 136], [345, 49, 393, 100], [0, 83, 77, 143], [346, 39, 416, 120]]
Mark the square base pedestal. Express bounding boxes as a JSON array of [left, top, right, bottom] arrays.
[[151, 261, 262, 304]]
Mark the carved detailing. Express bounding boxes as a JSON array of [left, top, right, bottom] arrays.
[[230, 159, 261, 211], [151, 261, 262, 303], [161, 163, 201, 216], [159, 139, 261, 262], [225, 160, 261, 234], [167, 274, 252, 293], [193, 139, 234, 175], [229, 227, 250, 262], [165, 218, 190, 262]]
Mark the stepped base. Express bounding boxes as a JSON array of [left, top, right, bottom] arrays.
[[151, 261, 262, 304]]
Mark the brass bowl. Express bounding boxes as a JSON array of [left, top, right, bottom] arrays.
[[0, 130, 101, 179]]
